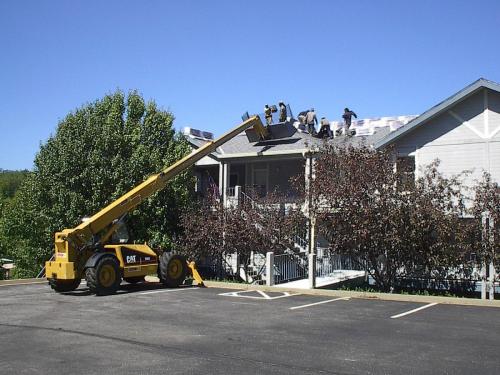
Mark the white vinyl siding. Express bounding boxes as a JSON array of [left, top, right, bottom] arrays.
[[489, 90, 500, 140], [417, 142, 487, 186], [489, 140, 500, 181]]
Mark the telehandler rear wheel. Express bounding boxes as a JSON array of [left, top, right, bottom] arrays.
[[48, 278, 81, 293], [158, 253, 187, 287], [85, 256, 122, 295]]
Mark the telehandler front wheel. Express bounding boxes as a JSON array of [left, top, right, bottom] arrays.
[[158, 253, 187, 287], [85, 256, 122, 295], [48, 278, 81, 293]]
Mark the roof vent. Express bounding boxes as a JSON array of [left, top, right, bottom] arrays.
[[183, 127, 214, 141]]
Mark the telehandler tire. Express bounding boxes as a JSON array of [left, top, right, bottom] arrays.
[[124, 276, 145, 284], [48, 278, 81, 293], [158, 252, 187, 287], [85, 256, 122, 295]]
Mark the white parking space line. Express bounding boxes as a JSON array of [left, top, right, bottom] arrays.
[[218, 290, 300, 300], [390, 303, 438, 319], [138, 287, 199, 295], [289, 297, 350, 310], [257, 290, 274, 299]]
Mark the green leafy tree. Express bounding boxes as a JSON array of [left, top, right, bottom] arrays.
[[0, 170, 28, 201], [0, 170, 29, 275], [0, 91, 193, 277], [0, 199, 7, 275]]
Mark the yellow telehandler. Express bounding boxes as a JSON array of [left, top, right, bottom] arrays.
[[45, 116, 268, 295]]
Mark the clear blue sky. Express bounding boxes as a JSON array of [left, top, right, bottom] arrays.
[[1, 0, 499, 170]]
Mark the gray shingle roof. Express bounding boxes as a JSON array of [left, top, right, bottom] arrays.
[[186, 122, 393, 160]]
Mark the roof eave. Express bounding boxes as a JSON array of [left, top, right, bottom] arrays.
[[185, 136, 223, 160], [217, 149, 309, 159]]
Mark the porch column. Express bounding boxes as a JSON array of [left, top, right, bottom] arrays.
[[481, 211, 496, 300], [222, 162, 230, 207], [305, 151, 316, 289], [218, 161, 224, 199], [266, 252, 275, 286], [489, 262, 495, 301], [481, 262, 487, 300], [308, 217, 317, 289], [234, 185, 242, 205], [488, 214, 496, 300]]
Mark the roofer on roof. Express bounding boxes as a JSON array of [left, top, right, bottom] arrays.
[[318, 117, 333, 139], [298, 110, 307, 125], [279, 101, 287, 122], [342, 107, 357, 136], [264, 104, 273, 127], [305, 108, 318, 135]]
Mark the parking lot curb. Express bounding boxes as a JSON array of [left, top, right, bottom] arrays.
[[202, 280, 500, 308]]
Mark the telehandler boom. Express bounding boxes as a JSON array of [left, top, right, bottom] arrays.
[[46, 116, 267, 295]]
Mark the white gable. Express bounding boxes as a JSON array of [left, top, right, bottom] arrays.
[[393, 88, 500, 188]]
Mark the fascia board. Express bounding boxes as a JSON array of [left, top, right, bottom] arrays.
[[216, 149, 309, 159]]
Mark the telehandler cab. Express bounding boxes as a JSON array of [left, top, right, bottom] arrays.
[[45, 116, 268, 295]]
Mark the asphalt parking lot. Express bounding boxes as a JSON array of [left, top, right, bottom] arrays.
[[0, 281, 499, 375]]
